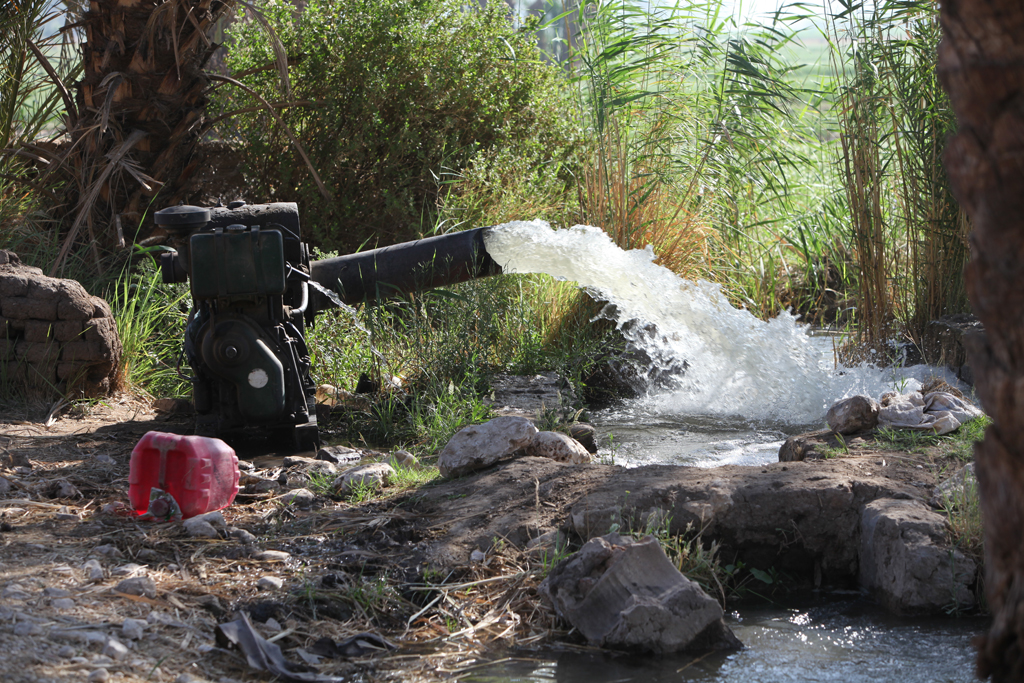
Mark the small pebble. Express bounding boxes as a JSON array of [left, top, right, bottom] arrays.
[[136, 549, 160, 561], [183, 518, 219, 539], [122, 618, 146, 640], [470, 549, 486, 563], [264, 617, 283, 632], [279, 488, 316, 509], [389, 449, 418, 468], [14, 621, 42, 636], [52, 479, 82, 498], [251, 550, 290, 562], [147, 611, 185, 627], [0, 476, 11, 494], [175, 675, 207, 683], [112, 563, 144, 577], [2, 584, 30, 600], [57, 645, 76, 658], [103, 639, 129, 661], [51, 598, 75, 610], [82, 558, 104, 581], [228, 527, 257, 544], [55, 512, 81, 522], [189, 510, 226, 527], [92, 544, 122, 559], [257, 576, 284, 591], [88, 668, 110, 683], [100, 501, 126, 515], [91, 655, 115, 667], [247, 478, 281, 494], [92, 454, 116, 465], [43, 587, 71, 598], [114, 576, 157, 599]]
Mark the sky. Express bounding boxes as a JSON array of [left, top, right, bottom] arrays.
[[721, 0, 834, 28]]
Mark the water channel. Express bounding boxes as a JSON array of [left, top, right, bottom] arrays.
[[473, 220, 986, 682], [461, 600, 984, 682]]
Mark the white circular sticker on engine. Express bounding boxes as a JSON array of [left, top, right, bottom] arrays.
[[248, 368, 269, 388]]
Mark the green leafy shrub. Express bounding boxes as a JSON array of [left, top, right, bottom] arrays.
[[216, 0, 577, 253]]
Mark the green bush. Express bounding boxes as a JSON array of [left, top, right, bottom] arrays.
[[216, 0, 577, 253]]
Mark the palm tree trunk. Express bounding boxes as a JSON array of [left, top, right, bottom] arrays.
[[939, 0, 1024, 679], [57, 0, 231, 273]]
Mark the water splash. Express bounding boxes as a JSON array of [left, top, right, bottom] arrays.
[[484, 221, 940, 427], [308, 280, 389, 367]]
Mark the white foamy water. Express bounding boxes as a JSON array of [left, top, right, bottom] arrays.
[[484, 221, 959, 430]]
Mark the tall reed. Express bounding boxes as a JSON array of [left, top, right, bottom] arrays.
[[826, 0, 970, 356], [0, 1, 77, 236]]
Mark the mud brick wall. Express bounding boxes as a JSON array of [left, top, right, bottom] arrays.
[[0, 250, 121, 396]]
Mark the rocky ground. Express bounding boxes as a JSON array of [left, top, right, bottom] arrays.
[[0, 396, 981, 683]]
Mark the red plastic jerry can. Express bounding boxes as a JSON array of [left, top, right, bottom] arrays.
[[129, 431, 239, 519]]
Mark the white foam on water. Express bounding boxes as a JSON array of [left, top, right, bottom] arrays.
[[484, 220, 959, 427]]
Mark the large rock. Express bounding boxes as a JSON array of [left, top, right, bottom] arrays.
[[922, 313, 982, 385], [539, 533, 741, 654], [826, 395, 879, 434], [859, 498, 976, 614], [526, 431, 592, 464], [437, 416, 538, 478]]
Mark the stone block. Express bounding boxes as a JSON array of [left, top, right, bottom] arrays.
[[91, 296, 113, 319], [27, 277, 60, 299], [53, 320, 84, 343], [24, 341, 60, 365], [2, 297, 34, 320], [57, 282, 96, 320], [24, 320, 53, 343], [84, 316, 116, 344], [62, 340, 107, 362], [0, 273, 29, 297], [57, 362, 84, 381]]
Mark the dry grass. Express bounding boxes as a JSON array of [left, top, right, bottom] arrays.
[[0, 399, 567, 683]]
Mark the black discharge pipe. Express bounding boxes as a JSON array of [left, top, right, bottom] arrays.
[[308, 227, 503, 312]]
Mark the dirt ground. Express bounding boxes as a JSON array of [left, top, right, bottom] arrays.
[[0, 397, 971, 683]]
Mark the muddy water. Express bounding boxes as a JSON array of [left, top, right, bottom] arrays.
[[462, 600, 984, 682]]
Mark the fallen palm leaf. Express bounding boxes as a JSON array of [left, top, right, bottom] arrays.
[[215, 612, 348, 683]]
